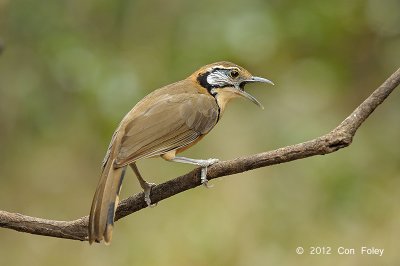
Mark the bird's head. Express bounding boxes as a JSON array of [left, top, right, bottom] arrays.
[[191, 61, 274, 112]]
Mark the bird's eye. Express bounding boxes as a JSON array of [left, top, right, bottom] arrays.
[[230, 70, 239, 78]]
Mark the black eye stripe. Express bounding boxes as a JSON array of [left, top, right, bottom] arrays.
[[197, 71, 211, 90], [211, 67, 239, 72]]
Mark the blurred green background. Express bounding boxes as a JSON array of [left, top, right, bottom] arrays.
[[0, 0, 399, 265]]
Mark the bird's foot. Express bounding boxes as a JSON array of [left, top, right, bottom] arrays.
[[198, 158, 219, 188], [169, 156, 219, 187], [142, 182, 157, 207]]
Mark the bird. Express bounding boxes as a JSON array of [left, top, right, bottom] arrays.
[[88, 61, 274, 244]]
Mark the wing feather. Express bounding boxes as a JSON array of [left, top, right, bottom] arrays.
[[114, 92, 218, 167]]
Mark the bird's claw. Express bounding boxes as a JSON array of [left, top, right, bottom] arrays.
[[199, 158, 219, 188], [143, 182, 157, 207]]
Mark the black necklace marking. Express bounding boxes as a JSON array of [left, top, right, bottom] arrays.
[[196, 72, 221, 122], [215, 100, 221, 122], [197, 71, 212, 91]]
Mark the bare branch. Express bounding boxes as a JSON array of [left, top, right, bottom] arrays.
[[1, 68, 399, 242]]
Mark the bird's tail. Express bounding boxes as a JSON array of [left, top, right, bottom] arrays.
[[88, 158, 125, 244]]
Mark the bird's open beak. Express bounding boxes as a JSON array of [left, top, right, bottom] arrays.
[[237, 76, 274, 109]]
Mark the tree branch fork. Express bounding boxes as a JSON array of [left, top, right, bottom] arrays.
[[1, 68, 399, 242]]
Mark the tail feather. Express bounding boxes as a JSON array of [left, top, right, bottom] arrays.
[[89, 159, 125, 244]]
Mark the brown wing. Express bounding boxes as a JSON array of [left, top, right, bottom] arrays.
[[114, 92, 219, 167]]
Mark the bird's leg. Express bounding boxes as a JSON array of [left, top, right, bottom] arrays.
[[130, 162, 156, 207], [170, 156, 219, 187]]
